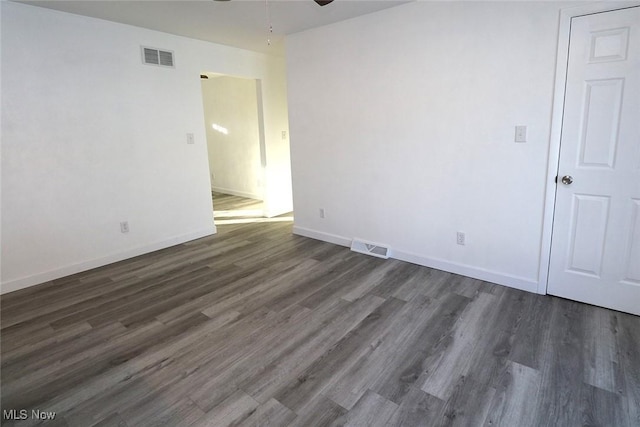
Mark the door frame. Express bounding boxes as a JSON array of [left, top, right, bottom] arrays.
[[200, 73, 269, 219], [538, 1, 640, 294]]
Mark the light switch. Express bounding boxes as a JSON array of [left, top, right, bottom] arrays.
[[187, 133, 195, 145], [515, 126, 527, 143]]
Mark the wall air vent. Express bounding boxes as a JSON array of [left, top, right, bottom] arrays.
[[141, 46, 174, 68], [351, 238, 391, 259]]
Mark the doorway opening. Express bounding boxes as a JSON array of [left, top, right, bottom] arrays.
[[200, 73, 266, 225]]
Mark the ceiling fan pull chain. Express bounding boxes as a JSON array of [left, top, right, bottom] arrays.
[[265, 0, 273, 46]]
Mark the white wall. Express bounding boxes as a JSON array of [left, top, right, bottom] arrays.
[[261, 56, 293, 217], [0, 2, 291, 293], [201, 76, 263, 200], [286, 1, 579, 293]]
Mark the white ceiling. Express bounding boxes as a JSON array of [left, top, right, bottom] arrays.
[[17, 0, 412, 54]]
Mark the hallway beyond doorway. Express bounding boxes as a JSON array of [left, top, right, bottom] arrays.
[[212, 192, 293, 226]]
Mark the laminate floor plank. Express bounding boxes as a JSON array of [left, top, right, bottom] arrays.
[[167, 303, 324, 407], [461, 289, 535, 393], [2, 322, 127, 383], [0, 322, 58, 354], [334, 389, 398, 427], [227, 259, 324, 314], [3, 263, 214, 330], [384, 387, 444, 427], [236, 398, 297, 427], [286, 396, 347, 427], [2, 208, 639, 426], [192, 293, 377, 410], [157, 259, 302, 324], [298, 257, 390, 309], [1, 322, 92, 367], [533, 298, 586, 426], [1, 276, 115, 318], [51, 266, 216, 329], [62, 360, 185, 427], [38, 313, 249, 417], [87, 413, 129, 427], [617, 311, 640, 426], [437, 375, 496, 427], [482, 360, 541, 427], [265, 255, 369, 314], [322, 294, 437, 410], [579, 383, 625, 427], [171, 306, 306, 387], [225, 236, 323, 270], [116, 266, 251, 328], [238, 251, 371, 316], [107, 239, 243, 281], [273, 297, 407, 413], [241, 295, 386, 404], [505, 291, 554, 371], [369, 263, 431, 301], [340, 259, 404, 302], [3, 314, 208, 410], [390, 267, 437, 302], [420, 292, 498, 400], [187, 305, 327, 411], [197, 261, 310, 319], [446, 275, 484, 300], [121, 395, 204, 427], [372, 293, 471, 405], [191, 389, 259, 427], [582, 307, 621, 394]]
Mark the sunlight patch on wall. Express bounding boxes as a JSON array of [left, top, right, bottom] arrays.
[[211, 123, 229, 135]]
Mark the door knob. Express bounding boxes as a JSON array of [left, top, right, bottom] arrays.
[[561, 175, 573, 185]]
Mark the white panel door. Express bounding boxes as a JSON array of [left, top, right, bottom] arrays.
[[548, 7, 640, 315]]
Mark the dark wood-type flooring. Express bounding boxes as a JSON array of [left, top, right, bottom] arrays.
[[1, 215, 639, 426]]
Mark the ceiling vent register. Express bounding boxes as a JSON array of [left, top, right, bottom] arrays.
[[141, 47, 174, 68]]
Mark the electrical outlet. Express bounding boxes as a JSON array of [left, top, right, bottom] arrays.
[[282, 130, 287, 140], [319, 208, 325, 219], [456, 231, 465, 245], [120, 221, 130, 233]]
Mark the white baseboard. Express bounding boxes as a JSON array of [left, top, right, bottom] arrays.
[[264, 203, 294, 219], [212, 186, 262, 201], [392, 249, 538, 294], [293, 226, 352, 247], [0, 226, 217, 295], [292, 225, 539, 294]]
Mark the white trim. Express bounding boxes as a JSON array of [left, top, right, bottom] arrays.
[[264, 206, 293, 219], [294, 226, 538, 294], [212, 186, 262, 201], [393, 249, 538, 294], [539, 1, 640, 295], [293, 226, 351, 247], [0, 226, 217, 295]]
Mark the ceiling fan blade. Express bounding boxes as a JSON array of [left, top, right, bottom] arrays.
[[215, 0, 333, 5]]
